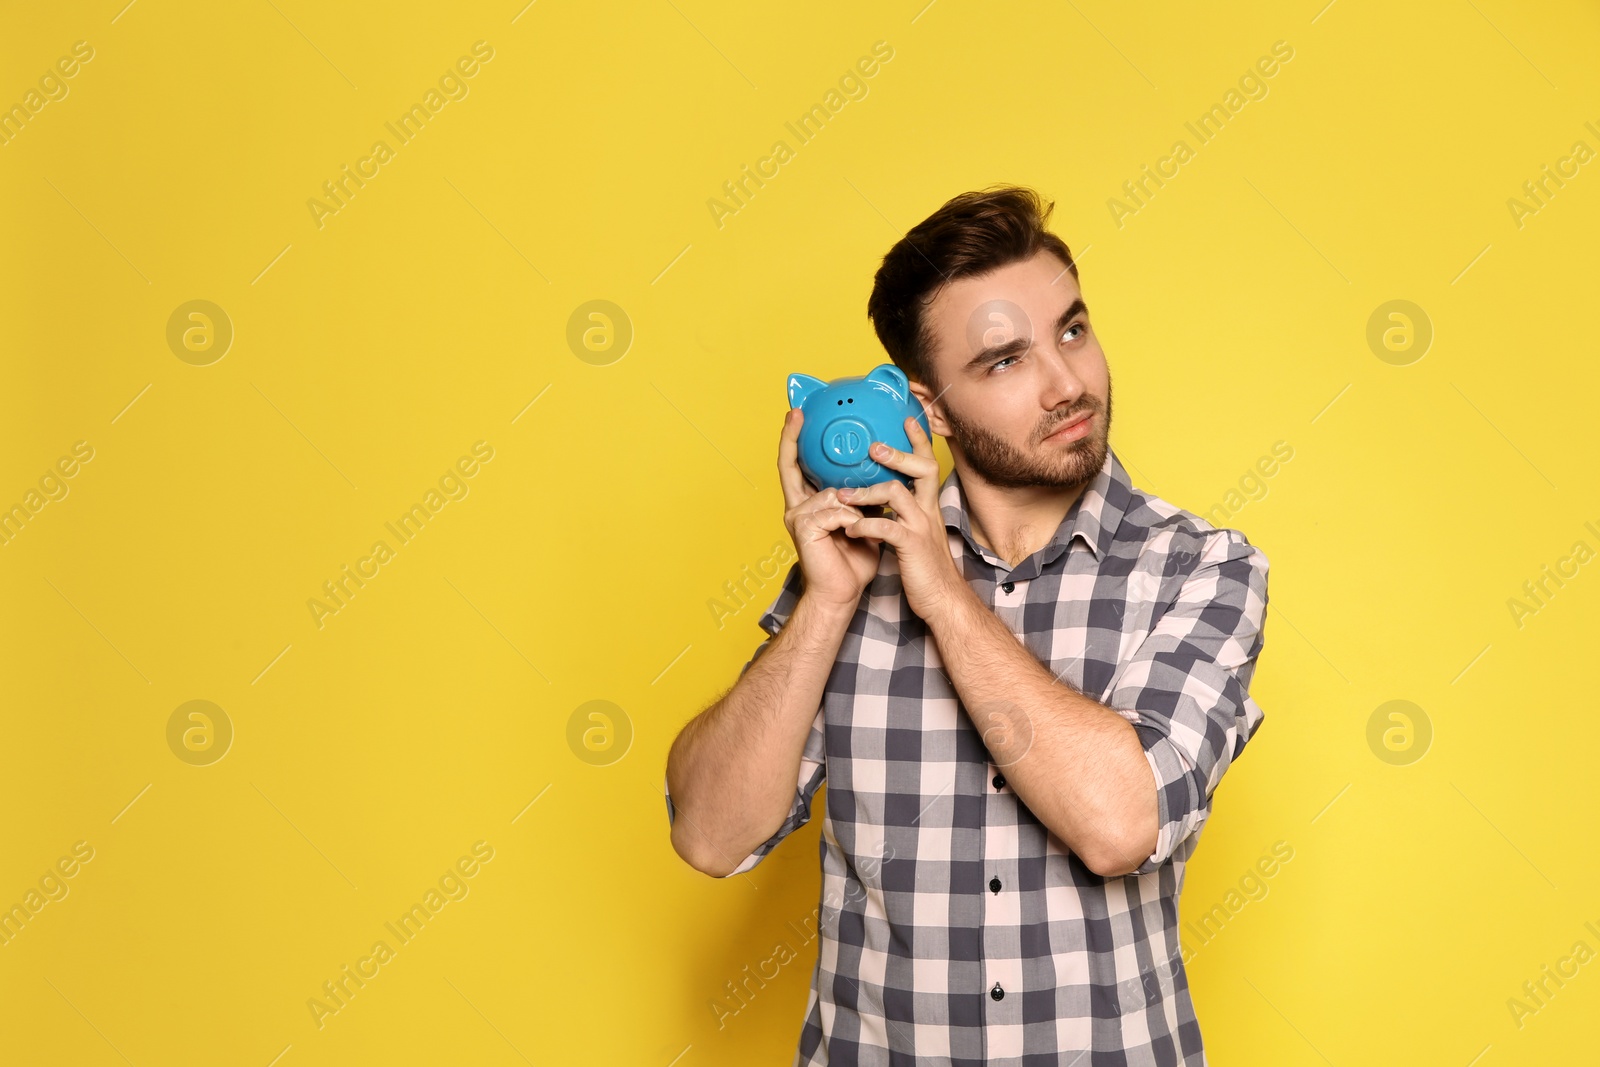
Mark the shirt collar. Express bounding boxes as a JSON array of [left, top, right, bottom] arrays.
[[937, 447, 1133, 575]]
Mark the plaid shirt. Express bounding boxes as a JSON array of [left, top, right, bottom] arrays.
[[666, 447, 1269, 1065]]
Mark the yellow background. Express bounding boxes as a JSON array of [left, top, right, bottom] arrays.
[[2, 0, 1596, 1063]]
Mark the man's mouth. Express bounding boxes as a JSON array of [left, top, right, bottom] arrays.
[[1043, 411, 1093, 443]]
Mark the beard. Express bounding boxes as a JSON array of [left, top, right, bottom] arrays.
[[936, 373, 1113, 491]]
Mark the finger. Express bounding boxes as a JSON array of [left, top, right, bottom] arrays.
[[835, 482, 904, 512], [879, 478, 921, 521], [904, 415, 935, 458], [798, 490, 866, 531], [840, 515, 901, 545], [834, 507, 884, 550], [802, 488, 860, 515], [868, 439, 939, 484], [845, 464, 935, 518], [836, 483, 884, 504], [902, 416, 940, 510], [777, 408, 810, 510]]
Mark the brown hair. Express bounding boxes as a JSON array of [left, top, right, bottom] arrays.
[[866, 184, 1079, 390]]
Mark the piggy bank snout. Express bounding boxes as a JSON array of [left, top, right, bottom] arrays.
[[822, 416, 873, 465]]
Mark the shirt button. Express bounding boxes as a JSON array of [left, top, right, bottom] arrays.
[[992, 773, 1006, 790], [989, 876, 1002, 894], [990, 982, 1005, 1001], [1001, 581, 1014, 593]]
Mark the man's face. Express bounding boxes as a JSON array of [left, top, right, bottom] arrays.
[[910, 249, 1112, 490]]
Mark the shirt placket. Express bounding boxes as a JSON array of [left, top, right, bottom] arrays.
[[981, 573, 1027, 1059]]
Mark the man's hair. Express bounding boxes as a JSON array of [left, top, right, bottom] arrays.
[[866, 184, 1079, 391]]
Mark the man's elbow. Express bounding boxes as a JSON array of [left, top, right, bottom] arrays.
[[670, 819, 720, 876], [669, 815, 746, 878], [1085, 816, 1158, 878]]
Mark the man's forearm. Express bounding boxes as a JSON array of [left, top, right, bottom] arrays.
[[666, 592, 854, 875], [924, 584, 1157, 876]]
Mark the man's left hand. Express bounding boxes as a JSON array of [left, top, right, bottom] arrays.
[[837, 416, 966, 623]]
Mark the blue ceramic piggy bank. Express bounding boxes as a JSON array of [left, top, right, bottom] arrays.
[[788, 363, 931, 492]]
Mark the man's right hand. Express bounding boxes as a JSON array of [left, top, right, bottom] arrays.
[[779, 407, 882, 613]]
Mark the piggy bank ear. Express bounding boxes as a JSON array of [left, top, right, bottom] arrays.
[[865, 364, 909, 402], [787, 373, 828, 409]]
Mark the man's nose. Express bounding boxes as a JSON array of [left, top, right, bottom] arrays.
[[1039, 349, 1086, 406]]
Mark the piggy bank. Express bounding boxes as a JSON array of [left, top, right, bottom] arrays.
[[787, 363, 931, 492]]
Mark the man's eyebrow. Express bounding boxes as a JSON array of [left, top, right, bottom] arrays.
[[964, 298, 1089, 372]]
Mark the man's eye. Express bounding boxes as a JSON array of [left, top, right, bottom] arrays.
[[1063, 322, 1086, 343], [991, 355, 1019, 372]]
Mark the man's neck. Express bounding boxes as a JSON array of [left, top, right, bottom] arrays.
[[957, 464, 1089, 569]]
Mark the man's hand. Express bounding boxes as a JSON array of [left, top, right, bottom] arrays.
[[836, 416, 966, 623], [781, 407, 883, 612]]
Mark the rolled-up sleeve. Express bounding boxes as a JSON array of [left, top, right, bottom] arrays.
[[1107, 528, 1269, 876], [664, 560, 827, 877]]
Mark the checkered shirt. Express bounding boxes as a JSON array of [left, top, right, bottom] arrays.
[[666, 447, 1270, 1065]]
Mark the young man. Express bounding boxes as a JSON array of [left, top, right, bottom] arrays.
[[664, 185, 1270, 1066]]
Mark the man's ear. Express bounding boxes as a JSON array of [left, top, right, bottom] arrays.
[[908, 379, 951, 438]]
